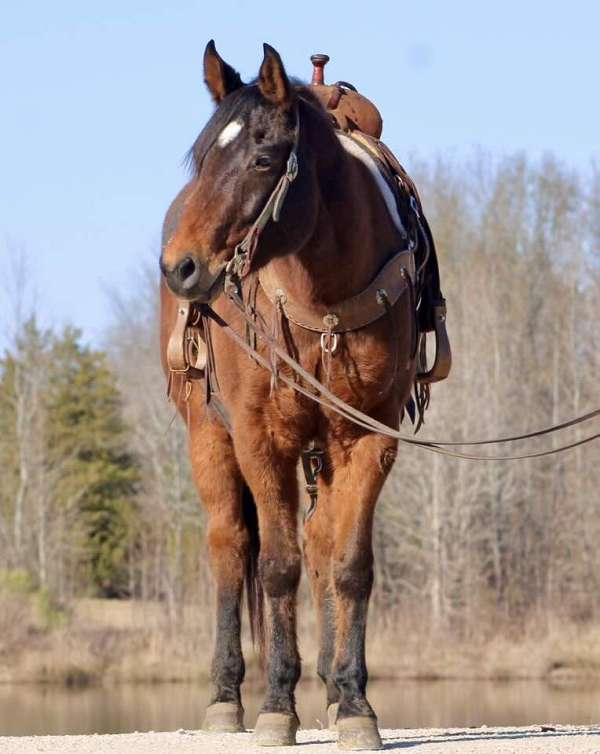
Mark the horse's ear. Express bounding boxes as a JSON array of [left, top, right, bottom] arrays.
[[258, 43, 294, 109], [203, 40, 244, 104]]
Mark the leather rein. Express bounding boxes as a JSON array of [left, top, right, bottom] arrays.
[[205, 292, 600, 461], [169, 107, 600, 462]]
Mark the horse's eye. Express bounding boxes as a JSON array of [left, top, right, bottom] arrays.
[[254, 155, 272, 171]]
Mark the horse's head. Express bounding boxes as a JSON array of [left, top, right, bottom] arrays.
[[161, 41, 320, 302]]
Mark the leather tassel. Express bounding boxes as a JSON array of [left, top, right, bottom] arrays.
[[321, 341, 332, 389], [201, 312, 221, 401], [414, 380, 430, 434], [245, 276, 259, 353], [270, 296, 285, 395], [184, 379, 193, 428]]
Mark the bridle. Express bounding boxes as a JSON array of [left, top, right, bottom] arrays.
[[224, 106, 301, 284]]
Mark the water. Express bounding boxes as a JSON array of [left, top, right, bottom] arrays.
[[1, 679, 599, 736]]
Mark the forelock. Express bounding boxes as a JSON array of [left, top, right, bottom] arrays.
[[184, 81, 332, 176], [185, 86, 261, 176]]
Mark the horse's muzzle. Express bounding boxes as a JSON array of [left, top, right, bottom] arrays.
[[162, 254, 225, 303]]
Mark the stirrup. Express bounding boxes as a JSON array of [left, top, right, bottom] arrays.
[[416, 301, 451, 384]]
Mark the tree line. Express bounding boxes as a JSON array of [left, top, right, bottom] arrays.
[[1, 153, 599, 638]]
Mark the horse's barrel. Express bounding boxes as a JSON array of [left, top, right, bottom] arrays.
[[309, 53, 383, 139]]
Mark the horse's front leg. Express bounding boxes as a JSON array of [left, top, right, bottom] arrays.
[[303, 485, 339, 724], [189, 417, 248, 732], [328, 419, 398, 751], [235, 425, 302, 746]]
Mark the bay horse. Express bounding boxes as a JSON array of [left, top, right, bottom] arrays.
[[160, 41, 418, 750]]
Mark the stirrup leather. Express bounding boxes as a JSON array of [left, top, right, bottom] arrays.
[[166, 299, 207, 379], [416, 301, 451, 384]]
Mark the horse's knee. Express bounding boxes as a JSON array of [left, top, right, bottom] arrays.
[[333, 548, 374, 599], [259, 550, 301, 598]]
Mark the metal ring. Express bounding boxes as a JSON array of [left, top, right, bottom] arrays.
[[376, 288, 388, 306]]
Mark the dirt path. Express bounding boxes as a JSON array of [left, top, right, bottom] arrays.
[[2, 726, 600, 753]]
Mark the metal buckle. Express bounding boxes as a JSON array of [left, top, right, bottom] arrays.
[[320, 332, 338, 354], [286, 151, 299, 182], [410, 194, 420, 217], [376, 287, 389, 306], [224, 248, 248, 291]]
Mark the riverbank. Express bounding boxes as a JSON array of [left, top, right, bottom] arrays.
[[3, 596, 600, 685], [3, 726, 600, 753]]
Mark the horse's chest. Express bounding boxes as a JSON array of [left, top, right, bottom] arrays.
[[259, 331, 394, 432], [217, 316, 397, 450], [328, 331, 395, 407]]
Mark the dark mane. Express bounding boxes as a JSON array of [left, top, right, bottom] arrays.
[[295, 83, 338, 129], [185, 80, 334, 176]]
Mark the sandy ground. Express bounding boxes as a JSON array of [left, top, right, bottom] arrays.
[[2, 726, 600, 753]]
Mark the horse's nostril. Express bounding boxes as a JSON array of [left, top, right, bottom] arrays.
[[167, 254, 212, 297], [178, 256, 197, 283]]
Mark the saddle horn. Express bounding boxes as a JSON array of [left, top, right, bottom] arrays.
[[310, 54, 330, 85]]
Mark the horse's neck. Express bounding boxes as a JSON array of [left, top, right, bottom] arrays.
[[264, 137, 403, 307]]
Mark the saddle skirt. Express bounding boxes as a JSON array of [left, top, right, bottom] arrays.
[[309, 83, 451, 385]]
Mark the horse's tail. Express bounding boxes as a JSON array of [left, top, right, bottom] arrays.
[[241, 482, 265, 661]]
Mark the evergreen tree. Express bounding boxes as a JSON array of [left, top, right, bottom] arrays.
[[46, 328, 139, 597]]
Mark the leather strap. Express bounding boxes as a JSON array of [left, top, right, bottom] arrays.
[[225, 106, 300, 281], [258, 249, 415, 334], [417, 302, 452, 384], [166, 300, 207, 378]]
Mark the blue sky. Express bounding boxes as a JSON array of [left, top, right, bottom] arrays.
[[1, 0, 599, 345]]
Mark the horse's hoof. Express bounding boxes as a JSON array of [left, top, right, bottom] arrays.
[[254, 712, 299, 746], [203, 701, 245, 732], [328, 702, 339, 730], [337, 716, 382, 750]]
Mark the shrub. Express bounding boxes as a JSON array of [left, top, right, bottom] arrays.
[[0, 569, 35, 594], [35, 588, 70, 629]]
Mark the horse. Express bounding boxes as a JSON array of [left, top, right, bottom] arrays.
[[159, 41, 419, 750]]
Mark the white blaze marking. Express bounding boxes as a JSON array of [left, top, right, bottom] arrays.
[[337, 133, 406, 235], [217, 119, 244, 147]]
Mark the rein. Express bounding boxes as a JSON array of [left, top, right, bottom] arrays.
[[205, 291, 600, 462]]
